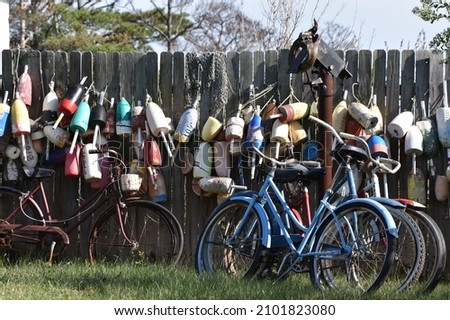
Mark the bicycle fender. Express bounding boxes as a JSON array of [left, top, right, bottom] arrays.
[[393, 198, 427, 210], [335, 198, 398, 238], [369, 197, 405, 209], [227, 193, 273, 248]]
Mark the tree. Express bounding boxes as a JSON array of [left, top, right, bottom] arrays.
[[184, 0, 271, 52], [261, 0, 363, 50], [127, 0, 196, 52], [412, 0, 450, 58], [9, 0, 124, 49]]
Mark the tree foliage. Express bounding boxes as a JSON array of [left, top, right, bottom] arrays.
[[184, 0, 271, 52], [412, 0, 450, 55]]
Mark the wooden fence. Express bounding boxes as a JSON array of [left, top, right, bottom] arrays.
[[1, 49, 450, 276]]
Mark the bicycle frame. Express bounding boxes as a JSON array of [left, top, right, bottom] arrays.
[[0, 163, 140, 247], [225, 158, 398, 262]]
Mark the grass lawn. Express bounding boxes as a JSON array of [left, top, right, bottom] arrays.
[[1, 258, 449, 300]]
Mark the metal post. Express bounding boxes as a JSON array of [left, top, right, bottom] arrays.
[[317, 68, 334, 198]]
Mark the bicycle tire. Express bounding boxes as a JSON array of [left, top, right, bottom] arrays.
[[0, 187, 65, 258], [309, 201, 396, 293], [405, 208, 447, 293], [88, 199, 183, 265], [383, 206, 426, 292], [195, 199, 264, 278]]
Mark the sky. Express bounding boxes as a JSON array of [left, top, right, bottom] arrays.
[[239, 0, 448, 50]]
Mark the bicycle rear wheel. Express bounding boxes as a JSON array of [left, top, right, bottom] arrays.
[[309, 201, 396, 293], [88, 199, 183, 265], [195, 199, 264, 278], [0, 187, 66, 259], [383, 206, 425, 292], [405, 208, 446, 293]]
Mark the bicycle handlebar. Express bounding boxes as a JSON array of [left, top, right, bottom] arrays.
[[339, 132, 401, 174]]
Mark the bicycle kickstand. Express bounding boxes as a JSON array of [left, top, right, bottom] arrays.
[[47, 241, 56, 266]]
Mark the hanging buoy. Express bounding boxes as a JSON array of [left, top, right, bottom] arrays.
[[115, 97, 132, 136], [201, 116, 222, 142], [288, 120, 307, 145], [213, 141, 231, 177], [6, 158, 18, 181], [18, 134, 37, 168], [89, 91, 107, 148], [225, 105, 245, 154], [11, 92, 31, 161], [44, 125, 70, 148], [303, 141, 319, 160], [144, 137, 162, 166], [81, 143, 102, 182], [42, 147, 67, 165], [31, 128, 45, 154], [193, 142, 213, 178], [5, 144, 20, 159], [53, 76, 87, 129], [368, 94, 383, 134], [271, 119, 289, 159], [165, 117, 176, 152], [387, 111, 414, 138], [367, 135, 389, 158], [404, 125, 423, 156], [180, 151, 194, 175], [17, 65, 32, 107], [145, 97, 172, 158], [102, 97, 115, 137], [416, 100, 437, 158], [279, 102, 309, 123], [435, 175, 449, 201], [69, 93, 90, 154], [64, 143, 81, 178], [0, 91, 11, 137], [41, 80, 59, 124], [131, 100, 145, 150], [261, 100, 279, 136], [148, 167, 167, 202], [348, 102, 378, 130], [332, 90, 348, 133], [90, 157, 111, 189], [199, 176, 235, 194], [174, 106, 198, 143], [345, 118, 364, 143]]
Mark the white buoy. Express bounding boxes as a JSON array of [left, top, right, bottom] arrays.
[[387, 111, 414, 138], [270, 119, 289, 159], [145, 97, 172, 158], [193, 142, 213, 178], [81, 143, 102, 181]]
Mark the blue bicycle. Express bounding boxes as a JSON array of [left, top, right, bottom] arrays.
[[195, 115, 398, 293]]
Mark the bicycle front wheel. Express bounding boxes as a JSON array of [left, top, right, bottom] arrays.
[[88, 199, 184, 265], [309, 201, 396, 293], [195, 200, 264, 278]]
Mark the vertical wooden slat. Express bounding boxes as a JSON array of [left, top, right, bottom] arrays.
[[357, 50, 372, 104], [385, 49, 401, 198], [344, 50, 358, 102], [372, 50, 387, 110], [277, 49, 290, 104], [171, 52, 186, 253]]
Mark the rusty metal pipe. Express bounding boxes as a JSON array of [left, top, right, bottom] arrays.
[[317, 69, 334, 198]]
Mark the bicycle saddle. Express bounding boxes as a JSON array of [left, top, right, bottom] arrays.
[[22, 167, 55, 179], [260, 160, 326, 183], [334, 144, 369, 163]]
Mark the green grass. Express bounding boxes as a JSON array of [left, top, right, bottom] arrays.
[[0, 258, 449, 300]]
